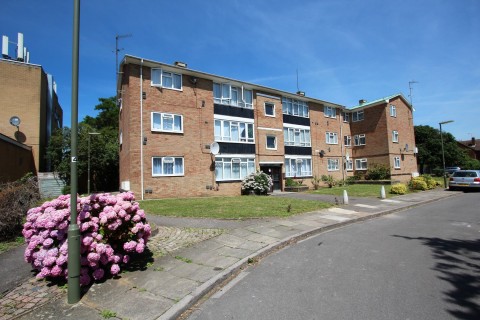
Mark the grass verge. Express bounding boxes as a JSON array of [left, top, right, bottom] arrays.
[[0, 236, 24, 254], [140, 196, 332, 219]]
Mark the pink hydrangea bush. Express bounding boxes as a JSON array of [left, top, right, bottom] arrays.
[[22, 192, 151, 286]]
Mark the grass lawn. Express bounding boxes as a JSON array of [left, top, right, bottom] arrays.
[[0, 236, 24, 254], [310, 184, 393, 197], [139, 196, 332, 219]]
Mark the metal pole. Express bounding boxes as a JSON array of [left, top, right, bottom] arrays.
[[87, 134, 91, 194], [68, 0, 81, 304], [440, 123, 447, 189]]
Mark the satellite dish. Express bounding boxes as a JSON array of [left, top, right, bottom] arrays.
[[9, 116, 21, 127], [210, 142, 220, 155]]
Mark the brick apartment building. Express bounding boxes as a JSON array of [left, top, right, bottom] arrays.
[[0, 33, 63, 183], [118, 55, 417, 199]]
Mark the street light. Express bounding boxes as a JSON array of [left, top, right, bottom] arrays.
[[88, 132, 101, 194], [439, 120, 454, 188]]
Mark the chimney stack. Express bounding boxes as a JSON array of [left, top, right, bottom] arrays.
[[359, 99, 367, 105], [17, 33, 24, 61]]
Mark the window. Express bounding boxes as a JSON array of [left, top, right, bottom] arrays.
[[326, 132, 338, 144], [394, 156, 401, 169], [344, 135, 351, 147], [355, 158, 368, 170], [346, 159, 353, 171], [265, 102, 275, 117], [343, 112, 350, 122], [151, 112, 183, 133], [324, 106, 336, 118], [266, 135, 277, 150], [352, 110, 364, 122], [151, 68, 182, 90], [152, 157, 184, 176], [284, 127, 311, 147], [327, 159, 339, 171], [285, 157, 312, 177], [215, 157, 255, 181], [390, 104, 397, 117], [354, 134, 366, 146], [392, 130, 399, 143], [213, 83, 253, 108], [282, 97, 309, 117], [214, 119, 254, 143]]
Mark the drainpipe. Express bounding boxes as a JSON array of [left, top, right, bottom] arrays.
[[340, 112, 345, 183], [140, 59, 144, 200]]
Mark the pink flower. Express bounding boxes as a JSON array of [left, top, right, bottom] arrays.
[[43, 238, 54, 248], [80, 274, 91, 286], [122, 255, 130, 264], [82, 236, 93, 247], [51, 265, 63, 277], [123, 240, 137, 252], [87, 252, 100, 263], [92, 268, 105, 280], [110, 264, 120, 275], [95, 243, 106, 254], [56, 255, 67, 266]]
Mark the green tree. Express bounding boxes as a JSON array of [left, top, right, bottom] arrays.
[[46, 97, 119, 193]]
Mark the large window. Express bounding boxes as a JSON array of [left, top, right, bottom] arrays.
[[354, 134, 366, 146], [214, 119, 254, 143], [282, 97, 309, 117], [213, 83, 253, 109], [327, 159, 339, 171], [394, 156, 401, 169], [285, 157, 312, 177], [152, 157, 184, 176], [344, 135, 351, 147], [215, 157, 255, 181], [324, 106, 336, 118], [352, 110, 364, 122], [355, 158, 368, 170], [151, 112, 183, 133], [151, 68, 182, 90], [390, 104, 397, 117], [284, 127, 311, 147], [326, 132, 338, 144], [392, 130, 399, 143]]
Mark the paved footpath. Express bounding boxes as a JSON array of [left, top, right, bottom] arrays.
[[0, 189, 459, 320]]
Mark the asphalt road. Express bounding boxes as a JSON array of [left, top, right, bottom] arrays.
[[187, 192, 480, 320]]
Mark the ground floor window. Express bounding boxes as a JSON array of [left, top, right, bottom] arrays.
[[152, 156, 184, 176], [355, 158, 368, 170], [285, 157, 312, 177], [346, 159, 353, 171], [327, 158, 339, 171], [215, 157, 255, 181], [394, 156, 401, 169]]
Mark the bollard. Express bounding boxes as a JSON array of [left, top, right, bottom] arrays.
[[343, 189, 349, 205], [380, 185, 386, 199]]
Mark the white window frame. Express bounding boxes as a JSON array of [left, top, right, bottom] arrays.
[[264, 102, 275, 117], [213, 83, 253, 109], [284, 157, 312, 177], [394, 156, 401, 169], [344, 135, 351, 147], [352, 110, 364, 122], [152, 156, 184, 177], [266, 135, 277, 150], [151, 68, 182, 90], [282, 97, 309, 118], [215, 156, 255, 181], [354, 134, 366, 146], [343, 112, 350, 123], [392, 130, 399, 143], [214, 118, 255, 143], [327, 158, 339, 171], [151, 112, 183, 133], [390, 104, 397, 117], [346, 159, 353, 171], [355, 158, 368, 170], [284, 126, 311, 147], [324, 106, 336, 118], [326, 132, 338, 145]]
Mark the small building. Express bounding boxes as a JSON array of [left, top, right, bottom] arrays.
[[118, 55, 418, 199]]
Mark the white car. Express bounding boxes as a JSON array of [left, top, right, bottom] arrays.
[[449, 170, 480, 191]]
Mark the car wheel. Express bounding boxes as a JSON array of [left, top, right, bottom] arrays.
[[449, 186, 457, 191]]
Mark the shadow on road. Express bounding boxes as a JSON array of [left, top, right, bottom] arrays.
[[392, 235, 480, 319]]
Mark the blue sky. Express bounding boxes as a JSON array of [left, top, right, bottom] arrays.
[[1, 0, 479, 140]]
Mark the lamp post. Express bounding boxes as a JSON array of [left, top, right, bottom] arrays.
[[88, 132, 101, 194], [439, 120, 454, 189]]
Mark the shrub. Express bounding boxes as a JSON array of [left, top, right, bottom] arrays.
[[0, 174, 40, 241], [421, 175, 437, 189], [311, 176, 322, 190], [365, 163, 391, 180], [409, 177, 428, 191], [321, 175, 337, 188], [241, 171, 273, 195], [390, 183, 407, 195], [22, 192, 151, 286]]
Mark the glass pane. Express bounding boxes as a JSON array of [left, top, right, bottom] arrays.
[[163, 115, 173, 131], [240, 123, 246, 140], [215, 120, 221, 140], [222, 84, 230, 99], [231, 123, 239, 142], [247, 124, 254, 141], [213, 83, 221, 99], [174, 115, 182, 131], [240, 163, 247, 178], [174, 158, 183, 174], [151, 69, 161, 85], [244, 90, 252, 107], [223, 122, 231, 141], [163, 162, 174, 175], [224, 163, 231, 179], [232, 162, 240, 179], [267, 136, 275, 148], [173, 74, 181, 89], [152, 113, 161, 130], [231, 87, 238, 106], [153, 158, 162, 175], [162, 72, 173, 88], [247, 161, 255, 175], [215, 162, 223, 181]]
